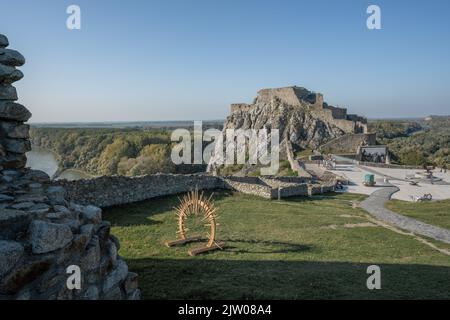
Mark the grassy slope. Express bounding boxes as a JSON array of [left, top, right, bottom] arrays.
[[386, 199, 450, 230], [104, 192, 450, 299]]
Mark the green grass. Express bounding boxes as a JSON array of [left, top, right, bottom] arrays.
[[103, 191, 450, 299], [386, 199, 450, 230], [295, 148, 314, 159], [277, 160, 298, 176]]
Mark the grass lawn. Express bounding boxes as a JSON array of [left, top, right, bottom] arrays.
[[103, 191, 450, 299], [386, 199, 450, 230]]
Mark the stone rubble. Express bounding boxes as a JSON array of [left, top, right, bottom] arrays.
[[0, 34, 139, 300]]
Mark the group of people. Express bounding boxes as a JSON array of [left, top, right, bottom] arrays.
[[317, 155, 336, 170]]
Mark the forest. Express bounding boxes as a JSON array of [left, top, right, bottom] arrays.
[[29, 127, 205, 176], [368, 117, 450, 167], [29, 116, 450, 178]]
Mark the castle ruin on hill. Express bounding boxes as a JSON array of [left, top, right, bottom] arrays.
[[230, 86, 368, 135]]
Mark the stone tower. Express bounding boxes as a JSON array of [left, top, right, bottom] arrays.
[[0, 34, 31, 170]]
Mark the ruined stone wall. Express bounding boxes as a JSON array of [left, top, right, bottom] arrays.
[[53, 173, 332, 206], [55, 174, 225, 207], [0, 34, 139, 300], [230, 103, 253, 113], [319, 133, 376, 154], [324, 105, 347, 119], [0, 34, 30, 170]]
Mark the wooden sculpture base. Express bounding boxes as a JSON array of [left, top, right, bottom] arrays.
[[165, 236, 225, 256], [188, 242, 226, 256], [165, 236, 202, 247]]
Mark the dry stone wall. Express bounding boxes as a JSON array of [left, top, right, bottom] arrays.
[[55, 173, 336, 207], [55, 174, 225, 207], [0, 34, 139, 300], [0, 34, 30, 170]]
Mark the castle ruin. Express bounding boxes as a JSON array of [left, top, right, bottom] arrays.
[[0, 34, 139, 300]]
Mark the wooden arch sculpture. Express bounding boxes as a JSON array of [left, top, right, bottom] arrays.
[[165, 189, 225, 256]]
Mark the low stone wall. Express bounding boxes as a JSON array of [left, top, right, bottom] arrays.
[[222, 177, 275, 199], [55, 173, 335, 206], [308, 182, 336, 196], [55, 174, 224, 207], [280, 184, 309, 198], [223, 176, 332, 199], [359, 162, 423, 170]]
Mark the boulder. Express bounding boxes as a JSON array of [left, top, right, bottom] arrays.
[[0, 48, 26, 66], [29, 220, 73, 254], [81, 205, 102, 224], [124, 272, 139, 294], [80, 237, 101, 271], [27, 203, 50, 215], [2, 138, 31, 153], [102, 286, 123, 300], [106, 241, 118, 267], [21, 170, 50, 183], [127, 289, 141, 300], [46, 186, 66, 205], [0, 153, 27, 169], [0, 209, 32, 239], [0, 122, 29, 139], [0, 194, 14, 202], [0, 240, 24, 277], [80, 223, 95, 237], [10, 201, 35, 210], [0, 85, 18, 100], [0, 34, 8, 48], [0, 256, 52, 294], [0, 101, 32, 121], [80, 285, 99, 300], [102, 259, 128, 293], [0, 64, 23, 84]]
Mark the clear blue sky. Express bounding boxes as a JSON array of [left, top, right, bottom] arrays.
[[1, 0, 450, 122]]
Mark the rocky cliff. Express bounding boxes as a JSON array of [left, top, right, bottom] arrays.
[[224, 86, 367, 154]]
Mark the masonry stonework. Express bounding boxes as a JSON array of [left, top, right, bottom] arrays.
[[0, 34, 139, 300]]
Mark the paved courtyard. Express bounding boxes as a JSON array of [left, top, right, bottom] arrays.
[[328, 163, 450, 202]]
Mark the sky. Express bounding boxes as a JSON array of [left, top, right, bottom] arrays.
[[1, 0, 450, 122]]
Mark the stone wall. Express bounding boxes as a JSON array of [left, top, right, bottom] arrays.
[[222, 176, 276, 199], [319, 133, 376, 154], [358, 162, 423, 170], [324, 105, 347, 119], [0, 34, 31, 170], [0, 170, 140, 300], [55, 174, 225, 207], [0, 34, 139, 300], [230, 103, 253, 113], [285, 140, 312, 178], [52, 173, 334, 206]]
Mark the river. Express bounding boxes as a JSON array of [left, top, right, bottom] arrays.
[[26, 146, 92, 180]]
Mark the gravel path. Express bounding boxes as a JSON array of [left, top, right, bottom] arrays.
[[360, 187, 450, 244]]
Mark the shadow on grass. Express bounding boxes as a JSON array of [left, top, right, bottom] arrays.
[[127, 258, 450, 300]]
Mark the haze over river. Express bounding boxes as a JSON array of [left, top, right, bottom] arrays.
[[26, 146, 91, 180]]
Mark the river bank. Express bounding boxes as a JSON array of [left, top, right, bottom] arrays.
[[26, 145, 93, 180]]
